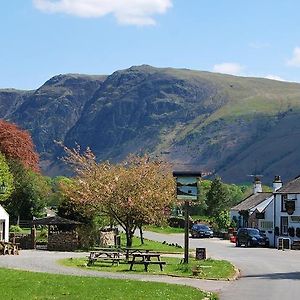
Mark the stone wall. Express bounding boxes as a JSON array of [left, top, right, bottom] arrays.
[[99, 231, 115, 247], [48, 232, 79, 251], [10, 233, 34, 249]]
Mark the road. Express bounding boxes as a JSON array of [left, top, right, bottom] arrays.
[[1, 232, 300, 299], [143, 231, 300, 300]]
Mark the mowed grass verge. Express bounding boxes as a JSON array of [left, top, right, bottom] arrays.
[[118, 233, 183, 253], [143, 225, 185, 234], [60, 257, 235, 280], [0, 268, 217, 300]]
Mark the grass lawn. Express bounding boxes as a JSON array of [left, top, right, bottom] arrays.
[[0, 268, 217, 300], [144, 225, 185, 234], [118, 233, 183, 253], [61, 256, 235, 280]]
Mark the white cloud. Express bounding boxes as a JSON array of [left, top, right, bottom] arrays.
[[264, 74, 286, 82], [287, 47, 300, 67], [212, 62, 243, 75], [33, 0, 172, 26]]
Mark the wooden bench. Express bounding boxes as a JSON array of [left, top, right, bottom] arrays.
[[128, 252, 166, 272], [128, 260, 166, 272], [0, 242, 19, 255], [87, 250, 124, 266], [292, 240, 300, 250]]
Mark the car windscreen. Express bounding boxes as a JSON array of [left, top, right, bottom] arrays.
[[248, 229, 259, 235], [195, 225, 210, 230]]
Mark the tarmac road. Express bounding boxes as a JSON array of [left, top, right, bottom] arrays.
[[1, 232, 300, 299], [143, 231, 300, 300]]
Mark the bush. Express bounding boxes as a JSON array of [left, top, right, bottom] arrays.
[[10, 225, 22, 233], [168, 217, 185, 228], [288, 227, 295, 237]]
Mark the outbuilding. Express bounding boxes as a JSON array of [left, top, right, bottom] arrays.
[[0, 204, 9, 242]]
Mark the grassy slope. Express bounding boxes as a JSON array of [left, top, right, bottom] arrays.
[[0, 268, 216, 300]]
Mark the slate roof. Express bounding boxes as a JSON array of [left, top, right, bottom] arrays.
[[276, 176, 300, 194], [32, 216, 82, 226], [231, 192, 272, 211]]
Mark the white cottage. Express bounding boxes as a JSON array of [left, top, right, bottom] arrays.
[[273, 175, 300, 248], [230, 176, 283, 247], [0, 204, 9, 242]]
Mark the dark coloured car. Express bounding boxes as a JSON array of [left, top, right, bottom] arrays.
[[190, 224, 214, 238], [236, 228, 269, 247]]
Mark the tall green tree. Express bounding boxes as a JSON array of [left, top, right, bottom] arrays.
[[0, 153, 14, 202], [4, 162, 50, 222], [206, 176, 231, 216]]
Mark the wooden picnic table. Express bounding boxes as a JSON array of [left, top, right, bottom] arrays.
[[0, 242, 19, 255], [87, 250, 123, 266], [128, 252, 166, 272]]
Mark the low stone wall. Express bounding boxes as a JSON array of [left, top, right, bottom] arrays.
[[48, 232, 79, 251], [10, 233, 34, 249]]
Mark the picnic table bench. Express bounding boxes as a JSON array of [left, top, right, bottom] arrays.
[[0, 241, 19, 255], [128, 252, 166, 272], [87, 250, 123, 266]]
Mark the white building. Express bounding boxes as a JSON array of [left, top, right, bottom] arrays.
[[273, 175, 300, 248], [0, 204, 9, 242], [230, 176, 282, 247]]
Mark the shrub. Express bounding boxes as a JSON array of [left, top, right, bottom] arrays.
[[168, 217, 185, 228], [288, 227, 295, 237], [9, 225, 22, 233]]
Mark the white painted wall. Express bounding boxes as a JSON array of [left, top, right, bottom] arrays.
[[274, 193, 300, 247], [258, 197, 274, 246], [0, 204, 9, 242]]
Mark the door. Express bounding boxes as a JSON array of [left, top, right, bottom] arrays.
[[280, 216, 288, 235]]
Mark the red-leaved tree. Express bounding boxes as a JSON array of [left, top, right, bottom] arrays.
[[0, 119, 40, 172]]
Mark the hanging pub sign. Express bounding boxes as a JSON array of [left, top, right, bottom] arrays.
[[285, 200, 296, 215], [173, 171, 201, 201]]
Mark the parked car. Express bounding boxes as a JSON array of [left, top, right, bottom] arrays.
[[190, 224, 214, 238], [236, 228, 269, 247]]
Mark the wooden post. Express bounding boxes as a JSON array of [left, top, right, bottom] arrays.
[[184, 200, 189, 264], [31, 227, 36, 249]]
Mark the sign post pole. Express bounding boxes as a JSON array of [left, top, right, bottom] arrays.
[[184, 200, 189, 263], [173, 171, 201, 265]]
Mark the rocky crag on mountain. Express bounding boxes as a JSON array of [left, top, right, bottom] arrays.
[[1, 65, 300, 183]]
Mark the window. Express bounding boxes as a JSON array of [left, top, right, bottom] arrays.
[[281, 194, 287, 212], [280, 216, 288, 235]]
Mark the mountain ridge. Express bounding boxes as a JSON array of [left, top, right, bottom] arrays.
[[1, 65, 300, 184]]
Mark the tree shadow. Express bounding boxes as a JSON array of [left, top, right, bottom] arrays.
[[244, 272, 300, 280]]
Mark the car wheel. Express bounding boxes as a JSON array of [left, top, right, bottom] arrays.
[[246, 240, 251, 247]]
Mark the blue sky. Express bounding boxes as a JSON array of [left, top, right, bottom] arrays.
[[1, 0, 300, 89]]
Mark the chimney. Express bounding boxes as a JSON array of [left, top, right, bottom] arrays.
[[273, 175, 282, 192], [253, 177, 262, 194]]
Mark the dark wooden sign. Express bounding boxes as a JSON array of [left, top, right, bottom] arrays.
[[195, 247, 206, 260]]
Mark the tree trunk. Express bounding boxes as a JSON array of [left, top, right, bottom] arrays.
[[139, 226, 144, 244], [125, 228, 133, 247]]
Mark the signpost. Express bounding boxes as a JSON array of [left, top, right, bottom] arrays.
[[173, 171, 201, 264]]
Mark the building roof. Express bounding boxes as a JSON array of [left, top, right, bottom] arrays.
[[276, 176, 300, 194], [32, 216, 82, 226], [231, 192, 272, 211]]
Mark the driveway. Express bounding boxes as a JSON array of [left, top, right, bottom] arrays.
[[143, 231, 300, 300]]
